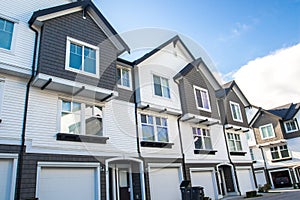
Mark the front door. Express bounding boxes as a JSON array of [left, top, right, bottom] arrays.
[[118, 168, 130, 200]]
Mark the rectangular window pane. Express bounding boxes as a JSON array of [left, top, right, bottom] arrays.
[[142, 125, 154, 141], [271, 151, 280, 159], [200, 90, 209, 109], [161, 78, 170, 98], [69, 43, 82, 70], [61, 112, 81, 134], [84, 47, 96, 74], [153, 75, 162, 96], [156, 117, 161, 125], [281, 149, 289, 158], [229, 140, 236, 151], [157, 127, 168, 142], [194, 136, 203, 149], [117, 68, 121, 85], [195, 89, 203, 108], [0, 19, 14, 50], [85, 105, 103, 136], [204, 137, 212, 149], [122, 68, 130, 87], [148, 115, 153, 124], [62, 100, 71, 112], [141, 114, 147, 123]]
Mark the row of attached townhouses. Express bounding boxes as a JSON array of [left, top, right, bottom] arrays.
[[0, 0, 256, 200], [246, 103, 300, 189]]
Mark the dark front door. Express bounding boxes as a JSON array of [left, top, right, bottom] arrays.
[[119, 169, 130, 200]]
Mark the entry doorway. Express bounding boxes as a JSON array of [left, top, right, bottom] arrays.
[[217, 164, 236, 197], [109, 164, 133, 200]]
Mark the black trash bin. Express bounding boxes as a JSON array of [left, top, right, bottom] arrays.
[[191, 186, 204, 200], [180, 180, 204, 200]]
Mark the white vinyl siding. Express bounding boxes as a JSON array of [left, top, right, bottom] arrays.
[[65, 37, 99, 77], [230, 101, 243, 122], [193, 86, 211, 112], [259, 124, 275, 139]]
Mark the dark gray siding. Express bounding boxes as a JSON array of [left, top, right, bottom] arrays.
[[178, 67, 220, 119], [0, 144, 20, 153], [225, 90, 249, 127], [38, 11, 118, 90], [281, 121, 300, 139], [252, 113, 284, 144]]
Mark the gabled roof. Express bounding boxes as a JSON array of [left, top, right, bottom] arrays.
[[267, 103, 300, 120], [222, 80, 251, 107], [29, 0, 129, 54], [249, 107, 282, 127], [133, 35, 195, 65], [173, 57, 222, 91]]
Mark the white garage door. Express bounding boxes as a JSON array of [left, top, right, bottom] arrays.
[[236, 169, 254, 195], [191, 171, 216, 200], [149, 167, 181, 200], [38, 167, 97, 200], [0, 159, 13, 200], [255, 171, 267, 186]]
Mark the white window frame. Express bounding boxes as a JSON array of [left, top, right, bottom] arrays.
[[140, 113, 169, 143], [284, 119, 299, 133], [270, 145, 290, 161], [259, 123, 275, 139], [0, 14, 18, 54], [152, 74, 171, 99], [193, 85, 211, 112], [227, 132, 243, 152], [230, 101, 243, 122], [116, 65, 132, 90], [65, 36, 100, 78], [192, 127, 213, 150], [58, 99, 103, 136], [0, 153, 18, 200]]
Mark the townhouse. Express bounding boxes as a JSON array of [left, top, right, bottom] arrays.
[[0, 0, 256, 199], [247, 103, 300, 189]]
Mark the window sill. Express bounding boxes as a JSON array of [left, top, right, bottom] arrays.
[[229, 151, 247, 156], [140, 141, 174, 148], [194, 149, 217, 155], [271, 157, 292, 163], [56, 133, 109, 144]]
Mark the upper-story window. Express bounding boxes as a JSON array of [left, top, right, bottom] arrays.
[[0, 18, 14, 50], [117, 66, 131, 89], [60, 100, 103, 136], [227, 132, 242, 152], [140, 114, 169, 142], [249, 148, 255, 161], [230, 101, 243, 122], [192, 127, 212, 150], [270, 145, 290, 160], [65, 37, 99, 77], [284, 120, 298, 133], [193, 86, 211, 112], [259, 123, 275, 139], [153, 75, 170, 98]]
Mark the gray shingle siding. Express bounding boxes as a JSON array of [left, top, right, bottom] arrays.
[[38, 11, 118, 91], [178, 67, 220, 119]]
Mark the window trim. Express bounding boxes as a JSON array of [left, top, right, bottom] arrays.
[[270, 145, 291, 161], [0, 15, 18, 53], [140, 113, 170, 143], [116, 65, 132, 90], [65, 36, 100, 78], [152, 74, 171, 99], [192, 126, 213, 151], [193, 85, 211, 112], [284, 119, 299, 133], [227, 132, 243, 152], [58, 99, 104, 137], [229, 101, 243, 122], [259, 123, 275, 140]]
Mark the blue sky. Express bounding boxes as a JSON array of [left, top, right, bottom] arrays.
[[95, 0, 300, 77]]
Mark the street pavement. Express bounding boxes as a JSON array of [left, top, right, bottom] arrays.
[[221, 188, 300, 200]]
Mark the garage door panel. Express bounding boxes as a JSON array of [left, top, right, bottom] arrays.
[[191, 171, 216, 200], [149, 167, 181, 200], [0, 159, 13, 200], [39, 167, 96, 200], [236, 169, 254, 195]]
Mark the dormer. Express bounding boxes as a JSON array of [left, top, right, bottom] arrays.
[[174, 58, 222, 125], [29, 0, 129, 101]]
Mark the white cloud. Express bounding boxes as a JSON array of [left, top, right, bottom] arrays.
[[233, 43, 300, 109]]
